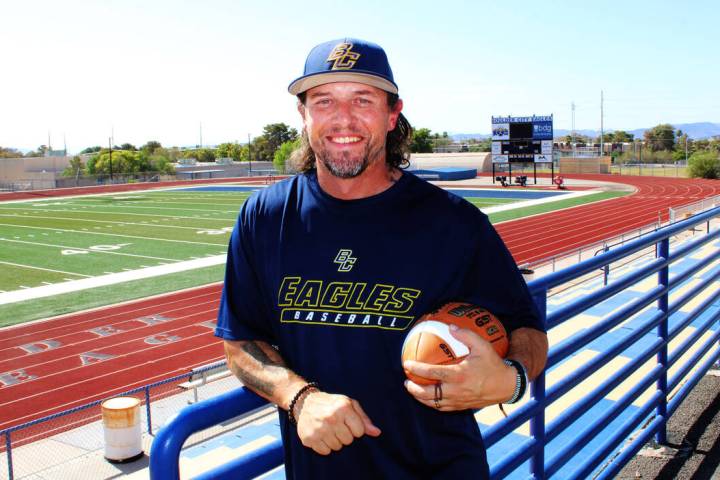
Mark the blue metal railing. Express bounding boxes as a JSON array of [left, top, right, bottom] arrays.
[[1, 360, 226, 480], [150, 207, 720, 480]]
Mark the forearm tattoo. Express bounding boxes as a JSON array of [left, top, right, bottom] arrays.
[[229, 341, 288, 397]]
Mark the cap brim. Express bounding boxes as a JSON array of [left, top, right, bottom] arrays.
[[288, 72, 398, 95]]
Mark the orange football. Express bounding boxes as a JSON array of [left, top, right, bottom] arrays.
[[401, 302, 509, 385]]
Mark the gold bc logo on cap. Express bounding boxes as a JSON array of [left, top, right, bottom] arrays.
[[326, 43, 360, 70]]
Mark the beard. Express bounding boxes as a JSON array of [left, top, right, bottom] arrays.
[[313, 137, 385, 179]]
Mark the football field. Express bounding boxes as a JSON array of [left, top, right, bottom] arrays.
[[0, 184, 614, 325], [0, 190, 248, 292], [0, 187, 525, 293]]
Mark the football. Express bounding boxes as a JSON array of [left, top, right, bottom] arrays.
[[401, 302, 509, 385]]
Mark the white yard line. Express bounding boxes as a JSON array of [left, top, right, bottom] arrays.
[[0, 254, 227, 305], [0, 260, 91, 277], [481, 189, 601, 214], [57, 201, 239, 214], [0, 205, 234, 221], [0, 238, 181, 262], [0, 214, 233, 231], [0, 223, 226, 246]]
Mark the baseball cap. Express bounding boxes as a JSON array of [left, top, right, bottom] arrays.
[[288, 38, 398, 95]]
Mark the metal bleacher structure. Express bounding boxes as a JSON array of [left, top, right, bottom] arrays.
[[2, 206, 719, 480], [148, 207, 720, 479]]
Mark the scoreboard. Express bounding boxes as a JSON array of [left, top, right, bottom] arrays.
[[491, 114, 553, 163]]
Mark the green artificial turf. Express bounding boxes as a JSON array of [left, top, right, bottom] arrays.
[[488, 191, 630, 223], [0, 264, 225, 327]]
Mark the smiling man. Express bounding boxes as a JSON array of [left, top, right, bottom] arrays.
[[216, 38, 548, 479]]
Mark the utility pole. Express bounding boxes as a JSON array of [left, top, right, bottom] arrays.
[[108, 137, 114, 183], [571, 101, 576, 158], [248, 133, 252, 174], [199, 121, 203, 148], [600, 90, 604, 158]]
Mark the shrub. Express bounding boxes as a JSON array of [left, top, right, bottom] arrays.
[[687, 151, 720, 179]]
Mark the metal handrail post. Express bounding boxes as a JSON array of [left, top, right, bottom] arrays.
[[6, 431, 13, 480], [655, 237, 670, 444], [530, 287, 548, 479], [603, 243, 610, 286], [145, 386, 153, 436]]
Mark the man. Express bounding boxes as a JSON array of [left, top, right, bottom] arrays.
[[215, 38, 548, 479]]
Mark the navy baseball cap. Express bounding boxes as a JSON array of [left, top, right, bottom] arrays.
[[288, 38, 398, 95]]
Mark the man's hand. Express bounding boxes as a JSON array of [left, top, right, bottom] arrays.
[[403, 324, 517, 410], [295, 391, 381, 455]]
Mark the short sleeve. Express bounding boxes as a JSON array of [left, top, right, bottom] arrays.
[[214, 201, 276, 343], [458, 214, 545, 333]]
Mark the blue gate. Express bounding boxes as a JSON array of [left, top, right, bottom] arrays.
[[150, 207, 720, 479]]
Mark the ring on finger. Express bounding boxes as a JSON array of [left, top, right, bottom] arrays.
[[434, 382, 443, 401], [434, 382, 443, 409]]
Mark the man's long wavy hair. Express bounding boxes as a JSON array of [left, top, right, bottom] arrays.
[[289, 92, 412, 173]]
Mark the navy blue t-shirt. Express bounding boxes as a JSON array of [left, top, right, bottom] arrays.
[[215, 170, 542, 479]]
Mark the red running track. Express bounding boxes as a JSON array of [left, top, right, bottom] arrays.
[[1, 174, 719, 432]]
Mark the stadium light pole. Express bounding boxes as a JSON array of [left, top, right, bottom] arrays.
[[599, 90, 604, 158], [108, 137, 114, 183], [248, 133, 252, 174]]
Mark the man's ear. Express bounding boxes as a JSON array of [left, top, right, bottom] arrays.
[[388, 98, 403, 131], [297, 101, 306, 121]]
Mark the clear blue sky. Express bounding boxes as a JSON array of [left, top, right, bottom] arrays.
[[2, 0, 718, 153]]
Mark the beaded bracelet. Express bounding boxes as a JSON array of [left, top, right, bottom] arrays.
[[288, 382, 319, 425], [503, 359, 528, 404]]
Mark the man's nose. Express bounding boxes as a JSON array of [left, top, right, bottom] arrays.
[[331, 101, 354, 127]]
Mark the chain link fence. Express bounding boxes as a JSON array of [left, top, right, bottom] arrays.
[[0, 360, 261, 480]]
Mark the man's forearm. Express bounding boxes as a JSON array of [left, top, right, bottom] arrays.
[[224, 339, 308, 410], [506, 327, 548, 381]]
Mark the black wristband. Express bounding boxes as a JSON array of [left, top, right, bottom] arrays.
[[503, 359, 528, 404], [288, 382, 319, 425]]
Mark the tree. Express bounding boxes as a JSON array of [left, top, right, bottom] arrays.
[[61, 156, 85, 177], [119, 143, 137, 151], [183, 148, 215, 163], [274, 138, 300, 173], [687, 151, 720, 179], [148, 154, 175, 174], [252, 123, 298, 161], [410, 128, 434, 153], [141, 141, 162, 154], [25, 145, 49, 157], [249, 135, 270, 162], [0, 147, 23, 158], [432, 132, 452, 151], [90, 150, 145, 174], [469, 138, 492, 152], [80, 146, 102, 154], [610, 130, 634, 143], [644, 124, 676, 152], [216, 142, 247, 162], [562, 134, 591, 145]]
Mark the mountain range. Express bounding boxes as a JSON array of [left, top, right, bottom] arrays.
[[451, 122, 720, 142]]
